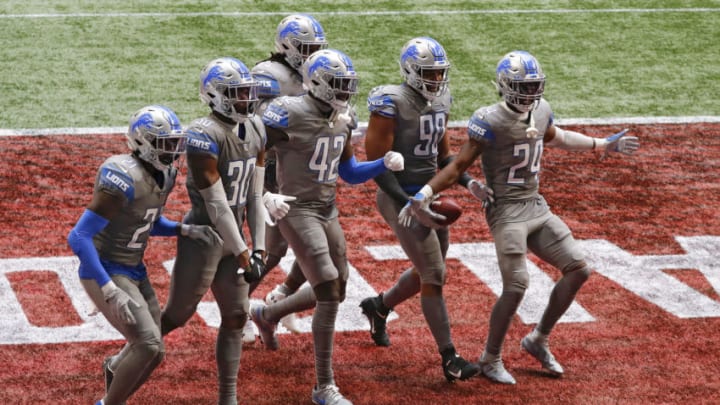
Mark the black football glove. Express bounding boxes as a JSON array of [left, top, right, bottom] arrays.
[[241, 250, 265, 283]]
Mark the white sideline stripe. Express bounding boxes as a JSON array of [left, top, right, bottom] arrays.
[[1, 116, 719, 137], [1, 8, 719, 19]]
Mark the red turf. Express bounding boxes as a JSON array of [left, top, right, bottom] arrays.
[[0, 124, 719, 404]]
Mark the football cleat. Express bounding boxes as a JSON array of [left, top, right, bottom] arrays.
[[441, 348, 481, 382], [251, 304, 279, 350], [241, 317, 256, 345], [311, 384, 353, 405], [265, 284, 302, 333], [521, 334, 564, 375], [479, 357, 516, 385], [359, 295, 390, 347]]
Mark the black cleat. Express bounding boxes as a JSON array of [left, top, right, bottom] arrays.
[[441, 348, 481, 382], [359, 295, 391, 347]]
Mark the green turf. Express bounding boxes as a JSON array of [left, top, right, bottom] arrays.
[[1, 1, 718, 128]]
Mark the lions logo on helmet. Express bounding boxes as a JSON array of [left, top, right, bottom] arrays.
[[495, 50, 546, 113], [275, 14, 328, 70], [199, 57, 259, 123], [126, 105, 186, 171], [303, 49, 358, 111], [399, 37, 451, 100]]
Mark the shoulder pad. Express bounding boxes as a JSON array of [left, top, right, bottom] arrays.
[[367, 85, 399, 118], [262, 98, 290, 129], [186, 126, 219, 156], [467, 110, 495, 143], [98, 162, 135, 201]]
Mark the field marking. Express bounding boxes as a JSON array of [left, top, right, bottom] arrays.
[[1, 8, 719, 19], [1, 116, 719, 137]]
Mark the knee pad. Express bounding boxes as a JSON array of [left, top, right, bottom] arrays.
[[563, 261, 592, 284], [503, 267, 529, 294], [314, 279, 342, 302], [220, 312, 249, 330]]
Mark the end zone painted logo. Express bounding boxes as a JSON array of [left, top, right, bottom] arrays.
[[1, 123, 718, 403]]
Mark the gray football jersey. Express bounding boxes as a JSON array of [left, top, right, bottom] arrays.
[[367, 83, 452, 193], [262, 95, 351, 208], [252, 59, 305, 117], [185, 114, 266, 226], [467, 99, 554, 201], [93, 154, 176, 266]]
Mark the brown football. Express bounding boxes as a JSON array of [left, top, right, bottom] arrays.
[[431, 196, 462, 226]]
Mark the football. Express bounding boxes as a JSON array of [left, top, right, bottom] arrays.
[[430, 196, 462, 226]]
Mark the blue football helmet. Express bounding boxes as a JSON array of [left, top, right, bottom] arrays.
[[275, 14, 328, 71], [126, 105, 186, 171], [199, 57, 259, 122], [496, 50, 546, 112], [399, 37, 451, 100], [303, 49, 359, 111]]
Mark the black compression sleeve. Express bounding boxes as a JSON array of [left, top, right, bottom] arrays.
[[374, 171, 409, 205]]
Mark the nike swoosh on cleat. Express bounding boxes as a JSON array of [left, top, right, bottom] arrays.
[[448, 368, 462, 379]]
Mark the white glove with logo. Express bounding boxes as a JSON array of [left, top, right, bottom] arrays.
[[263, 192, 297, 220], [602, 129, 640, 159], [383, 151, 405, 172], [181, 224, 223, 246], [101, 281, 138, 325], [467, 179, 495, 208]]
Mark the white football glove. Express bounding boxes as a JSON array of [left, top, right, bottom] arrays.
[[408, 185, 445, 229], [181, 224, 223, 246], [263, 192, 296, 220], [602, 129, 640, 160], [467, 179, 495, 208], [398, 202, 414, 228], [101, 281, 138, 325], [383, 151, 404, 172]]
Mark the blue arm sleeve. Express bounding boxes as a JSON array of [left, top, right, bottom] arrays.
[[338, 155, 387, 185], [67, 209, 111, 286], [150, 215, 179, 236]]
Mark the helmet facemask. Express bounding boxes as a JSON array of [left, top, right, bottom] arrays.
[[496, 51, 546, 113], [399, 37, 451, 101], [200, 58, 258, 123], [275, 14, 328, 70], [126, 105, 186, 171], [304, 49, 359, 111]]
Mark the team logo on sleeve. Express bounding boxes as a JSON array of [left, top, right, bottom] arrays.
[[253, 73, 281, 97], [262, 101, 290, 128], [186, 130, 219, 156], [468, 115, 494, 142], [99, 164, 135, 201], [367, 93, 396, 118]]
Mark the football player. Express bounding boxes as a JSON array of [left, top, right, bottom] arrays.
[[244, 13, 330, 339], [251, 49, 403, 405], [359, 37, 481, 382], [410, 50, 640, 384], [67, 105, 219, 405], [159, 57, 268, 404]]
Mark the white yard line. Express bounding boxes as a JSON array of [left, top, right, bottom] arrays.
[[1, 8, 719, 19]]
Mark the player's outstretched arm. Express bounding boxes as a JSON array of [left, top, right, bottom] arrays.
[[546, 126, 639, 159]]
